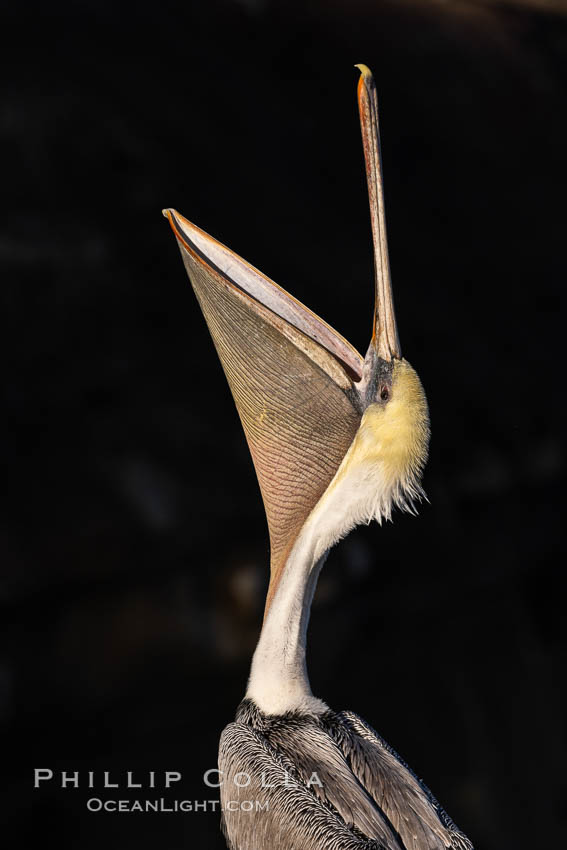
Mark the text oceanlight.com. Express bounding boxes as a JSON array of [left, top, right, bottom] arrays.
[[86, 798, 268, 813]]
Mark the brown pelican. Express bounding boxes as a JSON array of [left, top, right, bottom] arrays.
[[164, 65, 473, 850]]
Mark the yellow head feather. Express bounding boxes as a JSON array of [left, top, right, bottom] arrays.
[[362, 358, 430, 497], [324, 359, 430, 529]]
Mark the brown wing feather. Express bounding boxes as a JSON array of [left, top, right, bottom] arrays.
[[168, 212, 362, 609], [220, 719, 402, 850], [263, 718, 403, 848], [335, 712, 473, 850]]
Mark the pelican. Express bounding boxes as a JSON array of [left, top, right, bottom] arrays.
[[164, 65, 473, 850]]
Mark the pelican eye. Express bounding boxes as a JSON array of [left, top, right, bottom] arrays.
[[379, 385, 390, 402]]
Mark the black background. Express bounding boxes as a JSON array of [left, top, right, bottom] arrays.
[[2, 1, 566, 848]]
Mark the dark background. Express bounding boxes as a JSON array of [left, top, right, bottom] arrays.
[[2, 0, 565, 847]]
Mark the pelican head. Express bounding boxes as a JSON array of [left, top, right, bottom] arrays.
[[164, 65, 429, 713]]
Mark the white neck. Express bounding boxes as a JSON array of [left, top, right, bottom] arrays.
[[245, 519, 330, 716], [246, 408, 401, 715]]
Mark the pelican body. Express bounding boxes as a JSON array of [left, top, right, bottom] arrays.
[[164, 66, 472, 850]]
